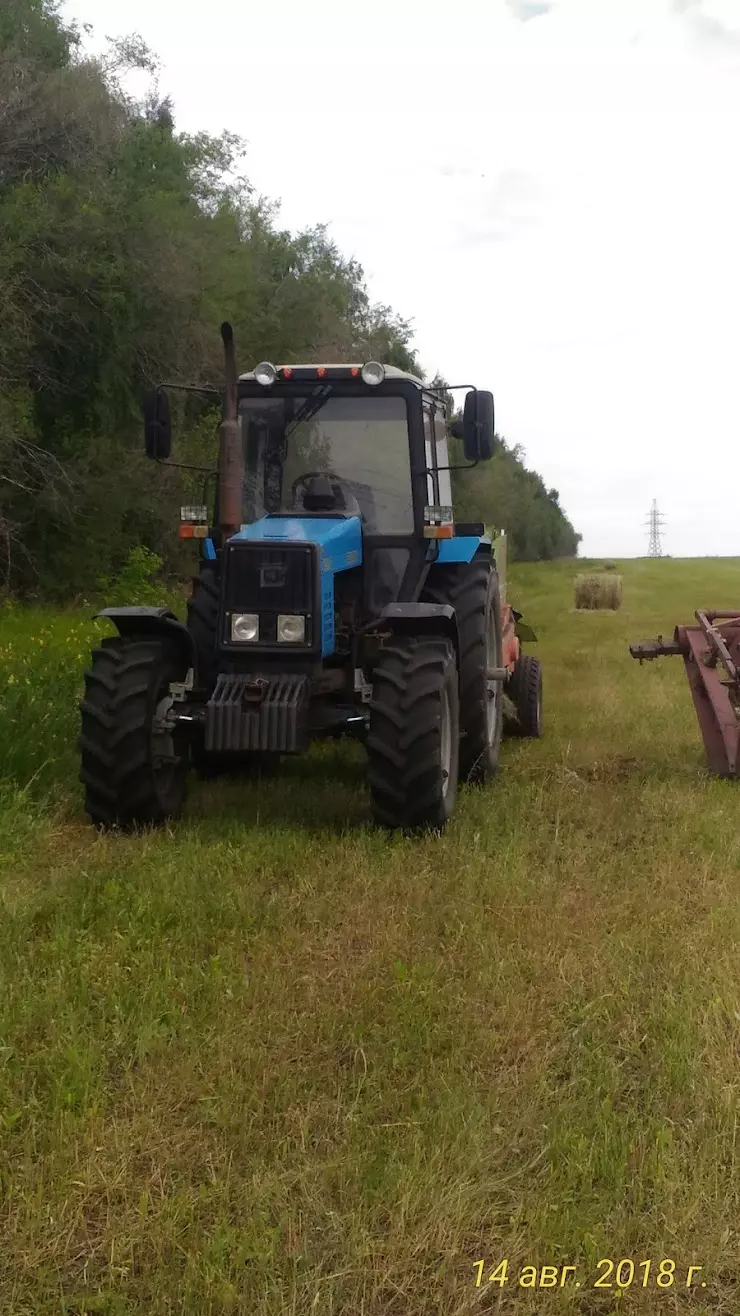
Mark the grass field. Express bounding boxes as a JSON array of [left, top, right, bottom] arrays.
[[2, 557, 740, 1315]]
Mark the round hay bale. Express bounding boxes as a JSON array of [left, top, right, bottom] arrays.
[[574, 572, 622, 610]]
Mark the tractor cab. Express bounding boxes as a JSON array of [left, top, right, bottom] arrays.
[[79, 325, 541, 836], [237, 366, 420, 533]]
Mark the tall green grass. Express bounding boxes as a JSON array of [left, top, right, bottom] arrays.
[[2, 558, 740, 1313], [0, 605, 109, 795], [0, 571, 186, 797]]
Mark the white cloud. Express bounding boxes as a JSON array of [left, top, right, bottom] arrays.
[[61, 0, 740, 556], [507, 0, 553, 20]]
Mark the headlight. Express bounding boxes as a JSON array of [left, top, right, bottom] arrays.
[[254, 361, 277, 387], [361, 360, 385, 386], [231, 613, 259, 642], [277, 614, 306, 643]]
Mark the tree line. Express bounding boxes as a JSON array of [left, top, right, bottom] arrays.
[[0, 0, 579, 598], [451, 436, 581, 560]]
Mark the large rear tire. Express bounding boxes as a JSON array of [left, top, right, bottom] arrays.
[[423, 557, 504, 782], [79, 636, 189, 829], [366, 635, 459, 832], [186, 563, 220, 690]]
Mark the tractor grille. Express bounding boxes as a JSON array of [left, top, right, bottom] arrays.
[[222, 541, 316, 646]]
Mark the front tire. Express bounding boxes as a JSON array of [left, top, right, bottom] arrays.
[[79, 637, 189, 829], [423, 557, 504, 783], [366, 635, 459, 832]]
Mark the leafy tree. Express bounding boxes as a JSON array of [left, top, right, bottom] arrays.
[[451, 433, 581, 560], [0, 0, 579, 595]]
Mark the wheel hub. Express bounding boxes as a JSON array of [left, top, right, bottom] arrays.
[[152, 694, 180, 769]]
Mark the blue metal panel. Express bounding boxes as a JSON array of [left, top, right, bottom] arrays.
[[231, 515, 362, 567], [203, 537, 217, 562], [229, 516, 363, 657], [432, 535, 487, 564], [321, 564, 335, 654]]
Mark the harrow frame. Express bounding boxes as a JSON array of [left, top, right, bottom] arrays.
[[630, 611, 740, 776]]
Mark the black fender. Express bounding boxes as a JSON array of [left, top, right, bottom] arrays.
[[95, 606, 195, 672], [378, 602, 460, 660]]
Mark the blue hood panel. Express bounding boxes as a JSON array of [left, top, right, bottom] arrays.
[[229, 515, 362, 656], [231, 515, 362, 571]]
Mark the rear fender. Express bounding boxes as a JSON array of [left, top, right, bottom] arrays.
[[95, 606, 195, 673]]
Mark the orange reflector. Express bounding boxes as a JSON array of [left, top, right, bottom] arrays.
[[282, 366, 293, 378], [317, 367, 327, 378], [423, 525, 455, 539], [350, 366, 360, 377], [179, 524, 208, 539]]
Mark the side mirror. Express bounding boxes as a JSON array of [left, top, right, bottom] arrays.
[[144, 388, 172, 460], [463, 389, 495, 462]]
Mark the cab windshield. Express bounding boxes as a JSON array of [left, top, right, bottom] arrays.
[[239, 392, 413, 533]]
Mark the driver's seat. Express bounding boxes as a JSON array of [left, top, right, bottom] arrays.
[[292, 476, 361, 518]]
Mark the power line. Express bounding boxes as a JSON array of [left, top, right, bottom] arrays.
[[644, 499, 666, 557]]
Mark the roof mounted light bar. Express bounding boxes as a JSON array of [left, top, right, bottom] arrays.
[[250, 362, 387, 386]]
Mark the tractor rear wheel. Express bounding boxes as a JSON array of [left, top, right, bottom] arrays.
[[79, 636, 189, 829], [186, 562, 220, 690], [508, 654, 543, 738], [366, 635, 459, 831], [423, 557, 504, 783]]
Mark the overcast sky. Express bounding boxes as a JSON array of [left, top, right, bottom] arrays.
[[61, 0, 740, 557]]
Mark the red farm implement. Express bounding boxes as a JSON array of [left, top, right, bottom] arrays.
[[630, 611, 740, 776]]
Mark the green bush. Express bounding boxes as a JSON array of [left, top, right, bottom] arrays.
[[97, 546, 165, 607]]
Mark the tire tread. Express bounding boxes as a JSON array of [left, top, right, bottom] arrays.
[[367, 635, 459, 830], [78, 637, 187, 829], [422, 557, 503, 781]]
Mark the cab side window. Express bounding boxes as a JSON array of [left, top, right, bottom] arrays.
[[423, 405, 437, 510], [423, 401, 453, 523], [432, 403, 452, 515]]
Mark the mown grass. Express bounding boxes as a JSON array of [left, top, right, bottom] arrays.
[[2, 559, 740, 1314]]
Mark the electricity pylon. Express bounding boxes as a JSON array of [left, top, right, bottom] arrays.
[[645, 500, 665, 558]]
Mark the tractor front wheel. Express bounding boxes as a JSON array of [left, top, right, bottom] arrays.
[[423, 557, 504, 783], [79, 636, 189, 829], [366, 635, 459, 831]]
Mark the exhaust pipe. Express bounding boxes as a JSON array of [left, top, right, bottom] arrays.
[[218, 321, 243, 539]]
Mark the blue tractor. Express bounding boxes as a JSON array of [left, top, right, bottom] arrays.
[[79, 324, 540, 831]]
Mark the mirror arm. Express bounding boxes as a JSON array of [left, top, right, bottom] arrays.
[[436, 459, 480, 473], [413, 459, 480, 476], [155, 458, 217, 474], [157, 382, 222, 399]]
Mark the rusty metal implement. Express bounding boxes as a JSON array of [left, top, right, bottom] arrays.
[[630, 611, 740, 776]]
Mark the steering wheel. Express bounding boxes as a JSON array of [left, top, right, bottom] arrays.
[[290, 470, 343, 501]]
